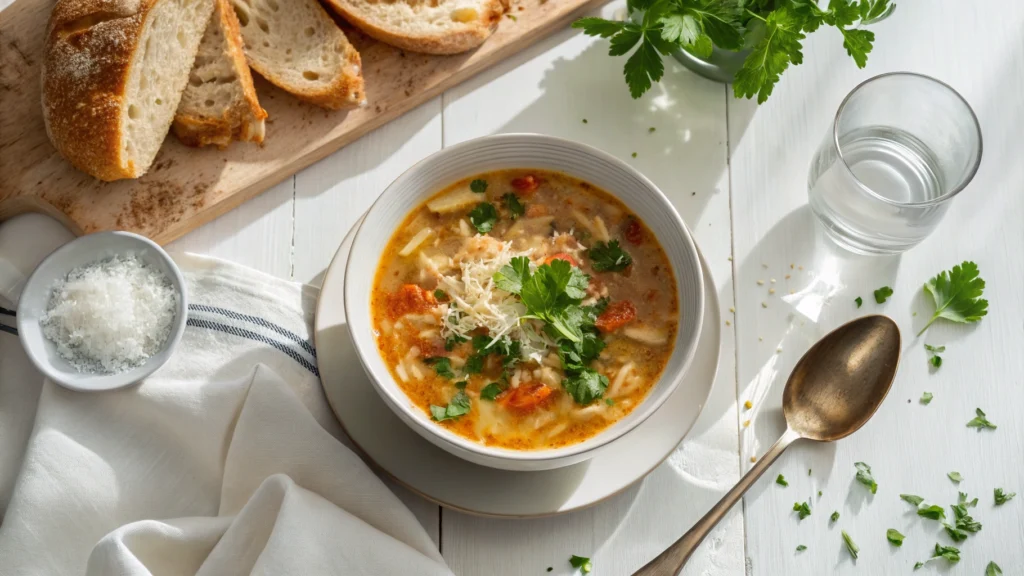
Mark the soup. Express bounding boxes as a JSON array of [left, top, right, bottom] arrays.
[[371, 169, 679, 450]]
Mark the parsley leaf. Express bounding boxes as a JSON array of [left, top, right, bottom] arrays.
[[920, 392, 933, 405], [564, 369, 609, 405], [924, 344, 945, 353], [444, 334, 467, 351], [913, 562, 924, 570], [854, 462, 877, 494], [793, 501, 811, 520], [830, 511, 840, 523], [569, 555, 592, 573], [502, 193, 525, 220], [468, 202, 498, 234], [423, 357, 456, 379], [931, 543, 960, 565], [463, 354, 485, 375], [841, 530, 859, 560], [917, 504, 946, 521], [994, 488, 1016, 505], [795, 544, 807, 552], [947, 471, 962, 483], [886, 528, 904, 546], [873, 286, 893, 303], [966, 407, 997, 430], [733, 7, 806, 104], [930, 355, 942, 368], [900, 494, 925, 507], [854, 296, 863, 308], [958, 491, 978, 508], [986, 562, 1003, 576], [470, 179, 488, 193], [494, 256, 531, 294], [919, 261, 988, 335], [859, 0, 896, 24], [587, 240, 633, 272], [480, 381, 506, 401], [430, 390, 471, 421], [519, 260, 590, 342], [776, 474, 789, 487], [840, 27, 874, 67]]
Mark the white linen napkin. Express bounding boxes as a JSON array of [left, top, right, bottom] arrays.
[[0, 228, 451, 576]]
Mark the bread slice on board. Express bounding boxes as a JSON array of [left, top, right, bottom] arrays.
[[322, 0, 508, 55], [173, 0, 267, 148], [42, 0, 217, 181], [229, 0, 365, 110]]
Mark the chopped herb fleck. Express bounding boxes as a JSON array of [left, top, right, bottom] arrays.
[[480, 382, 506, 401], [795, 545, 807, 552], [924, 343, 946, 353], [569, 555, 592, 573], [873, 286, 893, 303], [423, 357, 455, 379], [469, 179, 488, 193], [429, 390, 471, 421], [793, 501, 811, 520], [830, 511, 839, 523], [966, 407, 997, 430], [631, 152, 637, 158], [886, 528, 904, 546], [455, 380, 467, 390], [917, 504, 946, 521], [502, 193, 525, 220], [994, 488, 1016, 505], [854, 462, 877, 494], [468, 202, 498, 234], [855, 296, 863, 308], [930, 355, 942, 368], [900, 494, 925, 507], [931, 543, 961, 565], [648, 126, 656, 133], [605, 398, 615, 406], [582, 118, 588, 124], [920, 392, 933, 405], [947, 471, 963, 483], [841, 530, 859, 560], [776, 474, 788, 487], [986, 561, 1003, 576], [587, 240, 633, 272]]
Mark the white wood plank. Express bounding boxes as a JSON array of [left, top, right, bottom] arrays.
[[440, 2, 743, 574], [292, 97, 445, 545], [730, 2, 1024, 574], [168, 178, 294, 278], [292, 98, 444, 286]]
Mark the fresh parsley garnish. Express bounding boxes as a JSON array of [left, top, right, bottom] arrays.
[[587, 240, 633, 272], [958, 491, 978, 508], [841, 530, 858, 560], [994, 488, 1016, 505], [930, 543, 961, 565], [569, 555, 592, 573], [793, 501, 811, 520], [470, 179, 488, 193], [830, 511, 840, 523], [924, 343, 944, 369], [444, 334, 467, 351], [920, 392, 933, 405], [917, 504, 946, 521], [918, 261, 988, 335], [900, 494, 925, 507], [464, 354, 485, 375], [776, 474, 788, 487], [986, 562, 1003, 576], [468, 202, 498, 234], [886, 528, 904, 546], [564, 369, 610, 405], [873, 286, 893, 303], [430, 390, 470, 421], [605, 398, 615, 406], [455, 380, 467, 390], [929, 355, 942, 368], [947, 471, 962, 483], [913, 562, 924, 570], [854, 296, 863, 308], [501, 193, 525, 220], [854, 462, 877, 494], [966, 407, 997, 430], [434, 289, 448, 300], [480, 382, 506, 401], [423, 357, 456, 379], [944, 502, 981, 541], [795, 544, 807, 552], [924, 344, 945, 353]]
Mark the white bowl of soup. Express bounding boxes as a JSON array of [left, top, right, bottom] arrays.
[[345, 134, 705, 471]]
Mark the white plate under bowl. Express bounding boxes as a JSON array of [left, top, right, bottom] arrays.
[[17, 231, 188, 392], [315, 222, 720, 517]]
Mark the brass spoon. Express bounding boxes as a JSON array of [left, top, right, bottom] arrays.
[[635, 315, 901, 575]]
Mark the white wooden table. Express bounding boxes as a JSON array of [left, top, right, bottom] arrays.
[[163, 1, 1023, 574]]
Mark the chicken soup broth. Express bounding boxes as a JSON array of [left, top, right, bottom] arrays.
[[371, 169, 679, 450]]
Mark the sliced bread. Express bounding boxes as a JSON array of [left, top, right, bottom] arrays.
[[43, 0, 217, 181], [229, 0, 365, 110], [173, 0, 267, 148], [322, 0, 508, 54]]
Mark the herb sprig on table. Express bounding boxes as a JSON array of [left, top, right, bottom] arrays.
[[572, 0, 894, 102]]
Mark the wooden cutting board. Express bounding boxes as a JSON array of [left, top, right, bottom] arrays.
[[0, 0, 602, 244]]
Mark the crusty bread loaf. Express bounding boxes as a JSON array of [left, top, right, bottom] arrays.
[[229, 0, 365, 110], [322, 0, 508, 55], [173, 0, 267, 148], [43, 0, 217, 181]]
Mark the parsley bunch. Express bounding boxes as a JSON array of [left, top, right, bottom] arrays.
[[573, 0, 895, 103]]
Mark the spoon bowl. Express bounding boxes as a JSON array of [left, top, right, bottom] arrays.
[[784, 315, 901, 441], [635, 315, 901, 575]]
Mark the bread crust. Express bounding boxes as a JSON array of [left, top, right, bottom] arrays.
[[172, 0, 267, 148], [42, 0, 155, 181], [322, 0, 509, 55]]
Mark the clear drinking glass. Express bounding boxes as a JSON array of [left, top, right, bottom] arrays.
[[807, 73, 982, 255]]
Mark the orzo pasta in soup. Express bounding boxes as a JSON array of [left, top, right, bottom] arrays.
[[371, 169, 679, 450]]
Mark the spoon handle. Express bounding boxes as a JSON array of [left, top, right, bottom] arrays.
[[633, 427, 802, 576]]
